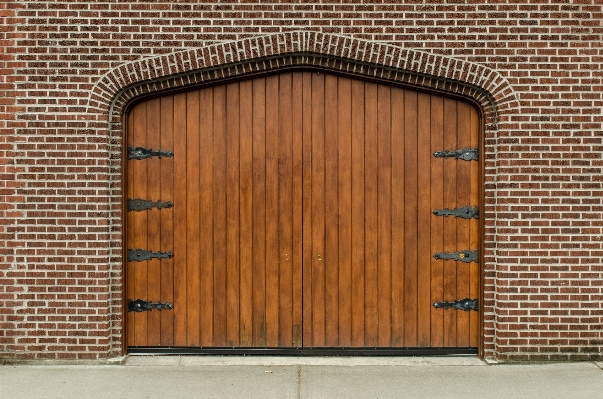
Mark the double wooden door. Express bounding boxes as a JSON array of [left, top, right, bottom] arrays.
[[125, 71, 480, 351]]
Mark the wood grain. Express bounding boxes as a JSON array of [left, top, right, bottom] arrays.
[[132, 102, 148, 347], [390, 86, 405, 346], [403, 90, 418, 347], [252, 78, 267, 347], [238, 80, 253, 347], [172, 92, 188, 346], [350, 79, 366, 347], [429, 95, 444, 347], [125, 72, 481, 351], [198, 87, 214, 346], [186, 90, 200, 346], [442, 97, 458, 347]]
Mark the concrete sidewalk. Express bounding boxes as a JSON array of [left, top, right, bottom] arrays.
[[1, 356, 602, 399]]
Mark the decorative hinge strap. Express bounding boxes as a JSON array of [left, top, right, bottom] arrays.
[[128, 299, 174, 312], [433, 148, 478, 161], [433, 206, 478, 219], [127, 198, 173, 212], [433, 298, 478, 312], [128, 146, 174, 160], [433, 249, 478, 263], [127, 249, 173, 262]]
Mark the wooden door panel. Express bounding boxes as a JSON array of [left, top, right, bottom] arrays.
[[301, 73, 480, 348], [442, 97, 459, 347], [158, 96, 175, 347], [455, 101, 473, 348], [198, 87, 214, 347], [390, 86, 405, 346], [238, 79, 253, 347], [172, 92, 188, 346], [127, 76, 303, 348], [403, 89, 419, 347], [126, 71, 480, 350], [336, 76, 353, 347], [429, 95, 445, 348], [417, 91, 433, 347]]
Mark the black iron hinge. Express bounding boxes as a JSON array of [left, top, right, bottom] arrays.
[[128, 146, 174, 160], [433, 298, 478, 312], [127, 198, 173, 212], [433, 148, 478, 161], [127, 249, 173, 262], [433, 249, 478, 263], [433, 206, 478, 219], [128, 299, 174, 312]]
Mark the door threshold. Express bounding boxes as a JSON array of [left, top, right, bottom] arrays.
[[128, 346, 478, 356]]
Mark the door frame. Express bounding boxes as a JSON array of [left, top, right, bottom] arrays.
[[121, 66, 486, 357]]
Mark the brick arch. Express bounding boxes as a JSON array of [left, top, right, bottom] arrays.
[[90, 31, 519, 129], [100, 31, 519, 358]]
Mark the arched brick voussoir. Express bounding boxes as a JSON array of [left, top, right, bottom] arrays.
[[88, 31, 520, 124]]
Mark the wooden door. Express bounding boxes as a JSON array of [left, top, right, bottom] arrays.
[[125, 71, 480, 351], [126, 75, 303, 348], [301, 73, 480, 349]]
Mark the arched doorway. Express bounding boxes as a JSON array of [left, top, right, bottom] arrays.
[[124, 70, 481, 354]]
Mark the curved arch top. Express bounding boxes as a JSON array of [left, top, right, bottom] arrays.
[[88, 31, 519, 128]]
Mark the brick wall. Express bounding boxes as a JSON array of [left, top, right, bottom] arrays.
[[0, 0, 601, 361]]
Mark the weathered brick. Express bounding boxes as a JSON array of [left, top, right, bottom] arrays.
[[0, 0, 601, 362]]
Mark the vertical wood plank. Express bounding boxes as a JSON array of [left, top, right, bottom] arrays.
[[251, 78, 267, 347], [132, 103, 148, 347], [198, 87, 214, 346], [186, 90, 201, 346], [212, 85, 227, 346], [377, 84, 392, 347], [159, 95, 174, 346], [172, 92, 188, 346], [337, 76, 353, 347], [226, 82, 241, 346], [469, 105, 480, 348], [302, 72, 314, 347], [416, 92, 432, 347], [291, 72, 304, 347], [455, 100, 472, 347], [146, 97, 162, 346], [238, 80, 253, 347], [126, 109, 137, 347], [429, 95, 445, 348], [403, 89, 418, 347], [278, 73, 294, 347], [363, 82, 379, 347], [310, 72, 326, 347], [390, 87, 405, 346], [351, 79, 366, 347], [442, 97, 458, 347], [264, 74, 280, 347], [324, 73, 339, 346]]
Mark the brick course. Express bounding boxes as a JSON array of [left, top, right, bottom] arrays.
[[0, 0, 601, 361]]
